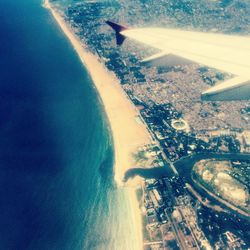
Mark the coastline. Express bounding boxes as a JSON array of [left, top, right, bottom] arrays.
[[44, 0, 151, 248]]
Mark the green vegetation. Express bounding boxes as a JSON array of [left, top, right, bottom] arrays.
[[133, 150, 148, 163]]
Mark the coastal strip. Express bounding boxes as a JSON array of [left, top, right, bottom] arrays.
[[43, 0, 151, 248]]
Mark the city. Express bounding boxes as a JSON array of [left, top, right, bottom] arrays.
[[55, 0, 250, 249]]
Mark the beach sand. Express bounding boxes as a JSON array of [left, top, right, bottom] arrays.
[[44, 0, 151, 249]]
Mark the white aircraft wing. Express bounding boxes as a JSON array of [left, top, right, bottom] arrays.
[[106, 21, 250, 101]]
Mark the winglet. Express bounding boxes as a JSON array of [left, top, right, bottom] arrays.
[[106, 21, 128, 46]]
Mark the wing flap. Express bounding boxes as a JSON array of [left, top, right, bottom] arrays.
[[202, 76, 250, 101]]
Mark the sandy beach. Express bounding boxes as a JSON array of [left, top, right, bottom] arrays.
[[44, 0, 151, 248]]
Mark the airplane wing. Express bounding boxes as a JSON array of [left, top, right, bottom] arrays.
[[106, 21, 250, 101]]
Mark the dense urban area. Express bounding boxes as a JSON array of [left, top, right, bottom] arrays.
[[53, 0, 250, 249]]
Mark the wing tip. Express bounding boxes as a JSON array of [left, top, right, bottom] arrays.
[[106, 21, 128, 46]]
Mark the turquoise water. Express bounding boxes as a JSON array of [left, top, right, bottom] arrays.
[[0, 0, 137, 249]]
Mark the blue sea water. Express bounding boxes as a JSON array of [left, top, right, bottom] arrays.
[[0, 0, 137, 249]]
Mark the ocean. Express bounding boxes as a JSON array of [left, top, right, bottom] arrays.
[[0, 0, 138, 249]]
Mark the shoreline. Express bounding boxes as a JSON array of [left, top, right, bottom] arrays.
[[44, 0, 151, 248]]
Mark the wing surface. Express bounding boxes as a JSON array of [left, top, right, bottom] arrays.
[[122, 28, 250, 76], [107, 22, 250, 101]]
